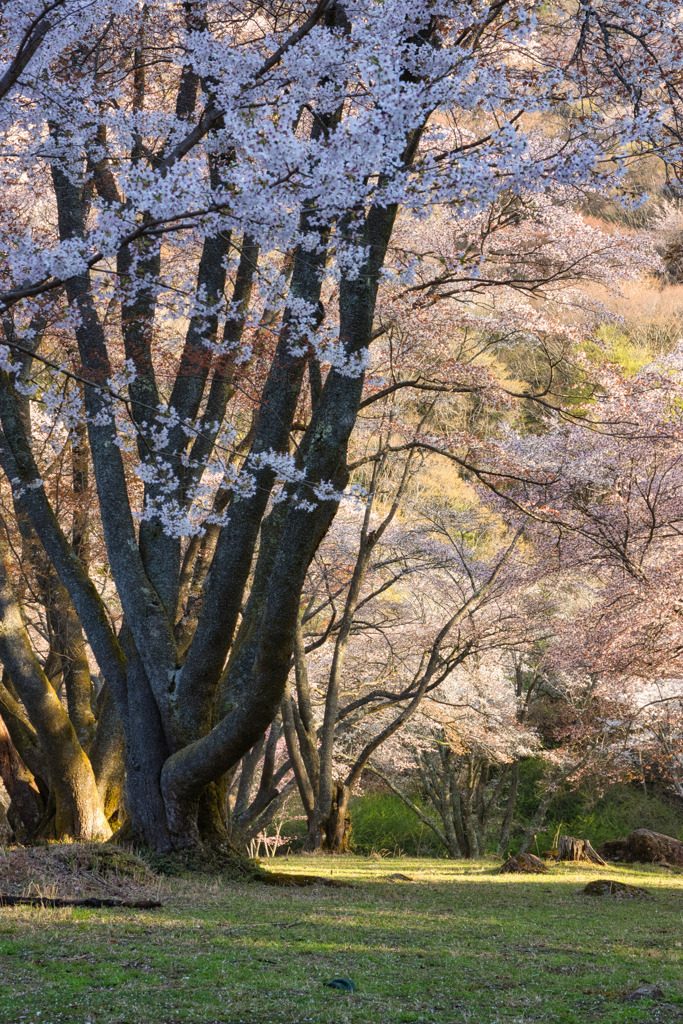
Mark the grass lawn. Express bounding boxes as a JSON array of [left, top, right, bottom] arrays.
[[0, 855, 681, 1024]]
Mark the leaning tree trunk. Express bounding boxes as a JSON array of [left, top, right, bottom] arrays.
[[0, 713, 43, 836], [0, 532, 110, 840], [518, 785, 557, 855], [557, 834, 606, 865]]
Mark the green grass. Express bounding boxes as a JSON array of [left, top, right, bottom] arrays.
[[1, 857, 682, 1024]]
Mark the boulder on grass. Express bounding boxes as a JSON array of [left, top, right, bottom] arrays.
[[583, 879, 651, 899], [598, 829, 683, 867], [499, 853, 547, 874], [622, 984, 664, 1002]]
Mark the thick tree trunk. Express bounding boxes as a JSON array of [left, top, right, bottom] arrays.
[[304, 812, 324, 853], [123, 647, 173, 851], [197, 779, 230, 844]]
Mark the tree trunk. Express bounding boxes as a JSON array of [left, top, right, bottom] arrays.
[[0, 713, 42, 836], [281, 682, 323, 852], [518, 786, 556, 855], [0, 534, 109, 840], [323, 783, 352, 853], [303, 812, 324, 853], [197, 779, 230, 844], [89, 686, 125, 822], [0, 782, 12, 843], [123, 648, 173, 851], [51, 586, 97, 751], [497, 760, 520, 856], [0, 675, 48, 795]]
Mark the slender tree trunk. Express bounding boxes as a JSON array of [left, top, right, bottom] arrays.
[[518, 786, 557, 855], [449, 782, 469, 857], [0, 713, 43, 836], [497, 760, 520, 856], [281, 681, 322, 851], [232, 737, 267, 829]]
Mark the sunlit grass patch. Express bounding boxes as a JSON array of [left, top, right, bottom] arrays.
[[0, 854, 681, 1024]]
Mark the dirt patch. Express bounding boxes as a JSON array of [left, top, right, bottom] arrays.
[[0, 842, 163, 902]]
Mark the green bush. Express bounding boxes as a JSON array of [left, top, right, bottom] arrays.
[[349, 792, 446, 857], [351, 776, 683, 859]]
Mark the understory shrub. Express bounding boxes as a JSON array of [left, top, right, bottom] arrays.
[[348, 793, 446, 857]]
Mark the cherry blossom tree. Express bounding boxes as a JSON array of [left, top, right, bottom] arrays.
[[455, 353, 683, 824], [370, 653, 543, 859], [0, 0, 680, 851], [629, 683, 683, 798]]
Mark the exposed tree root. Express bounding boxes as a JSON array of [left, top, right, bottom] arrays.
[[0, 893, 161, 908]]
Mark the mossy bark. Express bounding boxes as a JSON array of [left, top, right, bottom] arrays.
[[0, 532, 109, 840], [322, 784, 352, 853]]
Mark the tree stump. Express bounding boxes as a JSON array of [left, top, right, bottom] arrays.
[[557, 835, 606, 865]]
